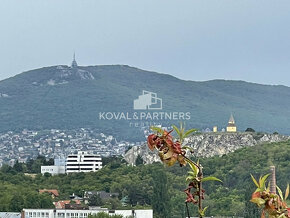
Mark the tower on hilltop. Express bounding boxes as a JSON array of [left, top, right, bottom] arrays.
[[71, 52, 78, 68], [226, 113, 237, 132]]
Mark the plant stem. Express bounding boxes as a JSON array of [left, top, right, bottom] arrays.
[[183, 156, 200, 170], [198, 163, 203, 218], [185, 202, 190, 218]]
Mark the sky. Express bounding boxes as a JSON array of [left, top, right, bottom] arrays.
[[1, 0, 290, 86]]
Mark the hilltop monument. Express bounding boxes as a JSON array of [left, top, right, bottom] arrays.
[[71, 53, 78, 68], [226, 114, 237, 132]]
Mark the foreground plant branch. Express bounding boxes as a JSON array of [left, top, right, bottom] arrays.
[[147, 123, 222, 218], [250, 173, 290, 218]]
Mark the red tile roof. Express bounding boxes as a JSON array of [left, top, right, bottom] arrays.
[[53, 200, 81, 209], [39, 189, 59, 197]]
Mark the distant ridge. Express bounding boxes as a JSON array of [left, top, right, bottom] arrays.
[[0, 64, 289, 140]]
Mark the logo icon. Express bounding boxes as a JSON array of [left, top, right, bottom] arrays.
[[134, 90, 162, 110]]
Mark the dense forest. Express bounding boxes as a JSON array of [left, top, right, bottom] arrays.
[[0, 140, 289, 218]]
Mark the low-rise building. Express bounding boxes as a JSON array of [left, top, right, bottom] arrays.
[[39, 189, 59, 199], [41, 165, 66, 176], [0, 212, 21, 218], [23, 208, 153, 218]]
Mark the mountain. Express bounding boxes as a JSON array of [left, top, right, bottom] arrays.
[[0, 64, 290, 140]]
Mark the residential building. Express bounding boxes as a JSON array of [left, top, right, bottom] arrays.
[[0, 212, 21, 218], [83, 191, 119, 204], [23, 208, 153, 218], [66, 151, 102, 173], [54, 200, 80, 209], [41, 165, 66, 176], [39, 189, 59, 199]]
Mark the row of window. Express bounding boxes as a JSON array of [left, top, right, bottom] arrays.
[[66, 164, 94, 166], [66, 168, 100, 171], [66, 160, 102, 162], [26, 212, 49, 218], [25, 212, 89, 218]]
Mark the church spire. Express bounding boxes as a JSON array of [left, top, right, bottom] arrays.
[[228, 113, 235, 124], [71, 52, 78, 68]]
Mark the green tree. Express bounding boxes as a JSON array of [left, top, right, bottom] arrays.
[[39, 193, 54, 209], [1, 164, 16, 174], [243, 184, 260, 218], [13, 161, 24, 172], [135, 155, 144, 166], [88, 194, 103, 206], [24, 192, 40, 208], [151, 168, 171, 218], [9, 193, 24, 212], [88, 212, 123, 218], [245, 128, 255, 132]]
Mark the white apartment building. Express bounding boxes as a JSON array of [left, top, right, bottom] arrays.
[[41, 165, 66, 176], [66, 151, 102, 173], [41, 158, 66, 176], [23, 208, 153, 218]]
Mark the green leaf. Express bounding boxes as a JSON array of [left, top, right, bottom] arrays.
[[276, 185, 284, 201], [277, 214, 287, 218], [186, 159, 199, 176], [186, 176, 194, 182], [251, 174, 259, 188], [182, 146, 194, 153], [260, 174, 269, 190], [285, 184, 289, 200], [188, 171, 196, 176], [198, 206, 208, 217], [184, 128, 198, 138], [150, 126, 163, 134], [201, 176, 222, 183], [172, 125, 180, 136], [250, 197, 266, 206]]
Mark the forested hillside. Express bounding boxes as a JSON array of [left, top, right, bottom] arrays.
[[0, 140, 289, 217], [0, 65, 290, 140]]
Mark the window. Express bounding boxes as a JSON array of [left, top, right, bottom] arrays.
[[57, 212, 65, 218]]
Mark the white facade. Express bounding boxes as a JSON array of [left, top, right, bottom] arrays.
[[23, 209, 153, 218], [66, 151, 102, 173], [41, 165, 66, 176]]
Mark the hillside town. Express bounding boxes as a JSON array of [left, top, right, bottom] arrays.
[[0, 128, 143, 167]]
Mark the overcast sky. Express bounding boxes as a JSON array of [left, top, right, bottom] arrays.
[[1, 0, 290, 86]]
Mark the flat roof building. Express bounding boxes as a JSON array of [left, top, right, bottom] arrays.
[[23, 208, 153, 218], [66, 151, 102, 173]]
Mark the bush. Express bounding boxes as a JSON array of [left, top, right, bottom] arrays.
[[88, 212, 124, 218], [245, 128, 255, 132]]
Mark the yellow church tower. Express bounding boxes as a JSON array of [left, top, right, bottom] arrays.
[[226, 114, 237, 132]]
